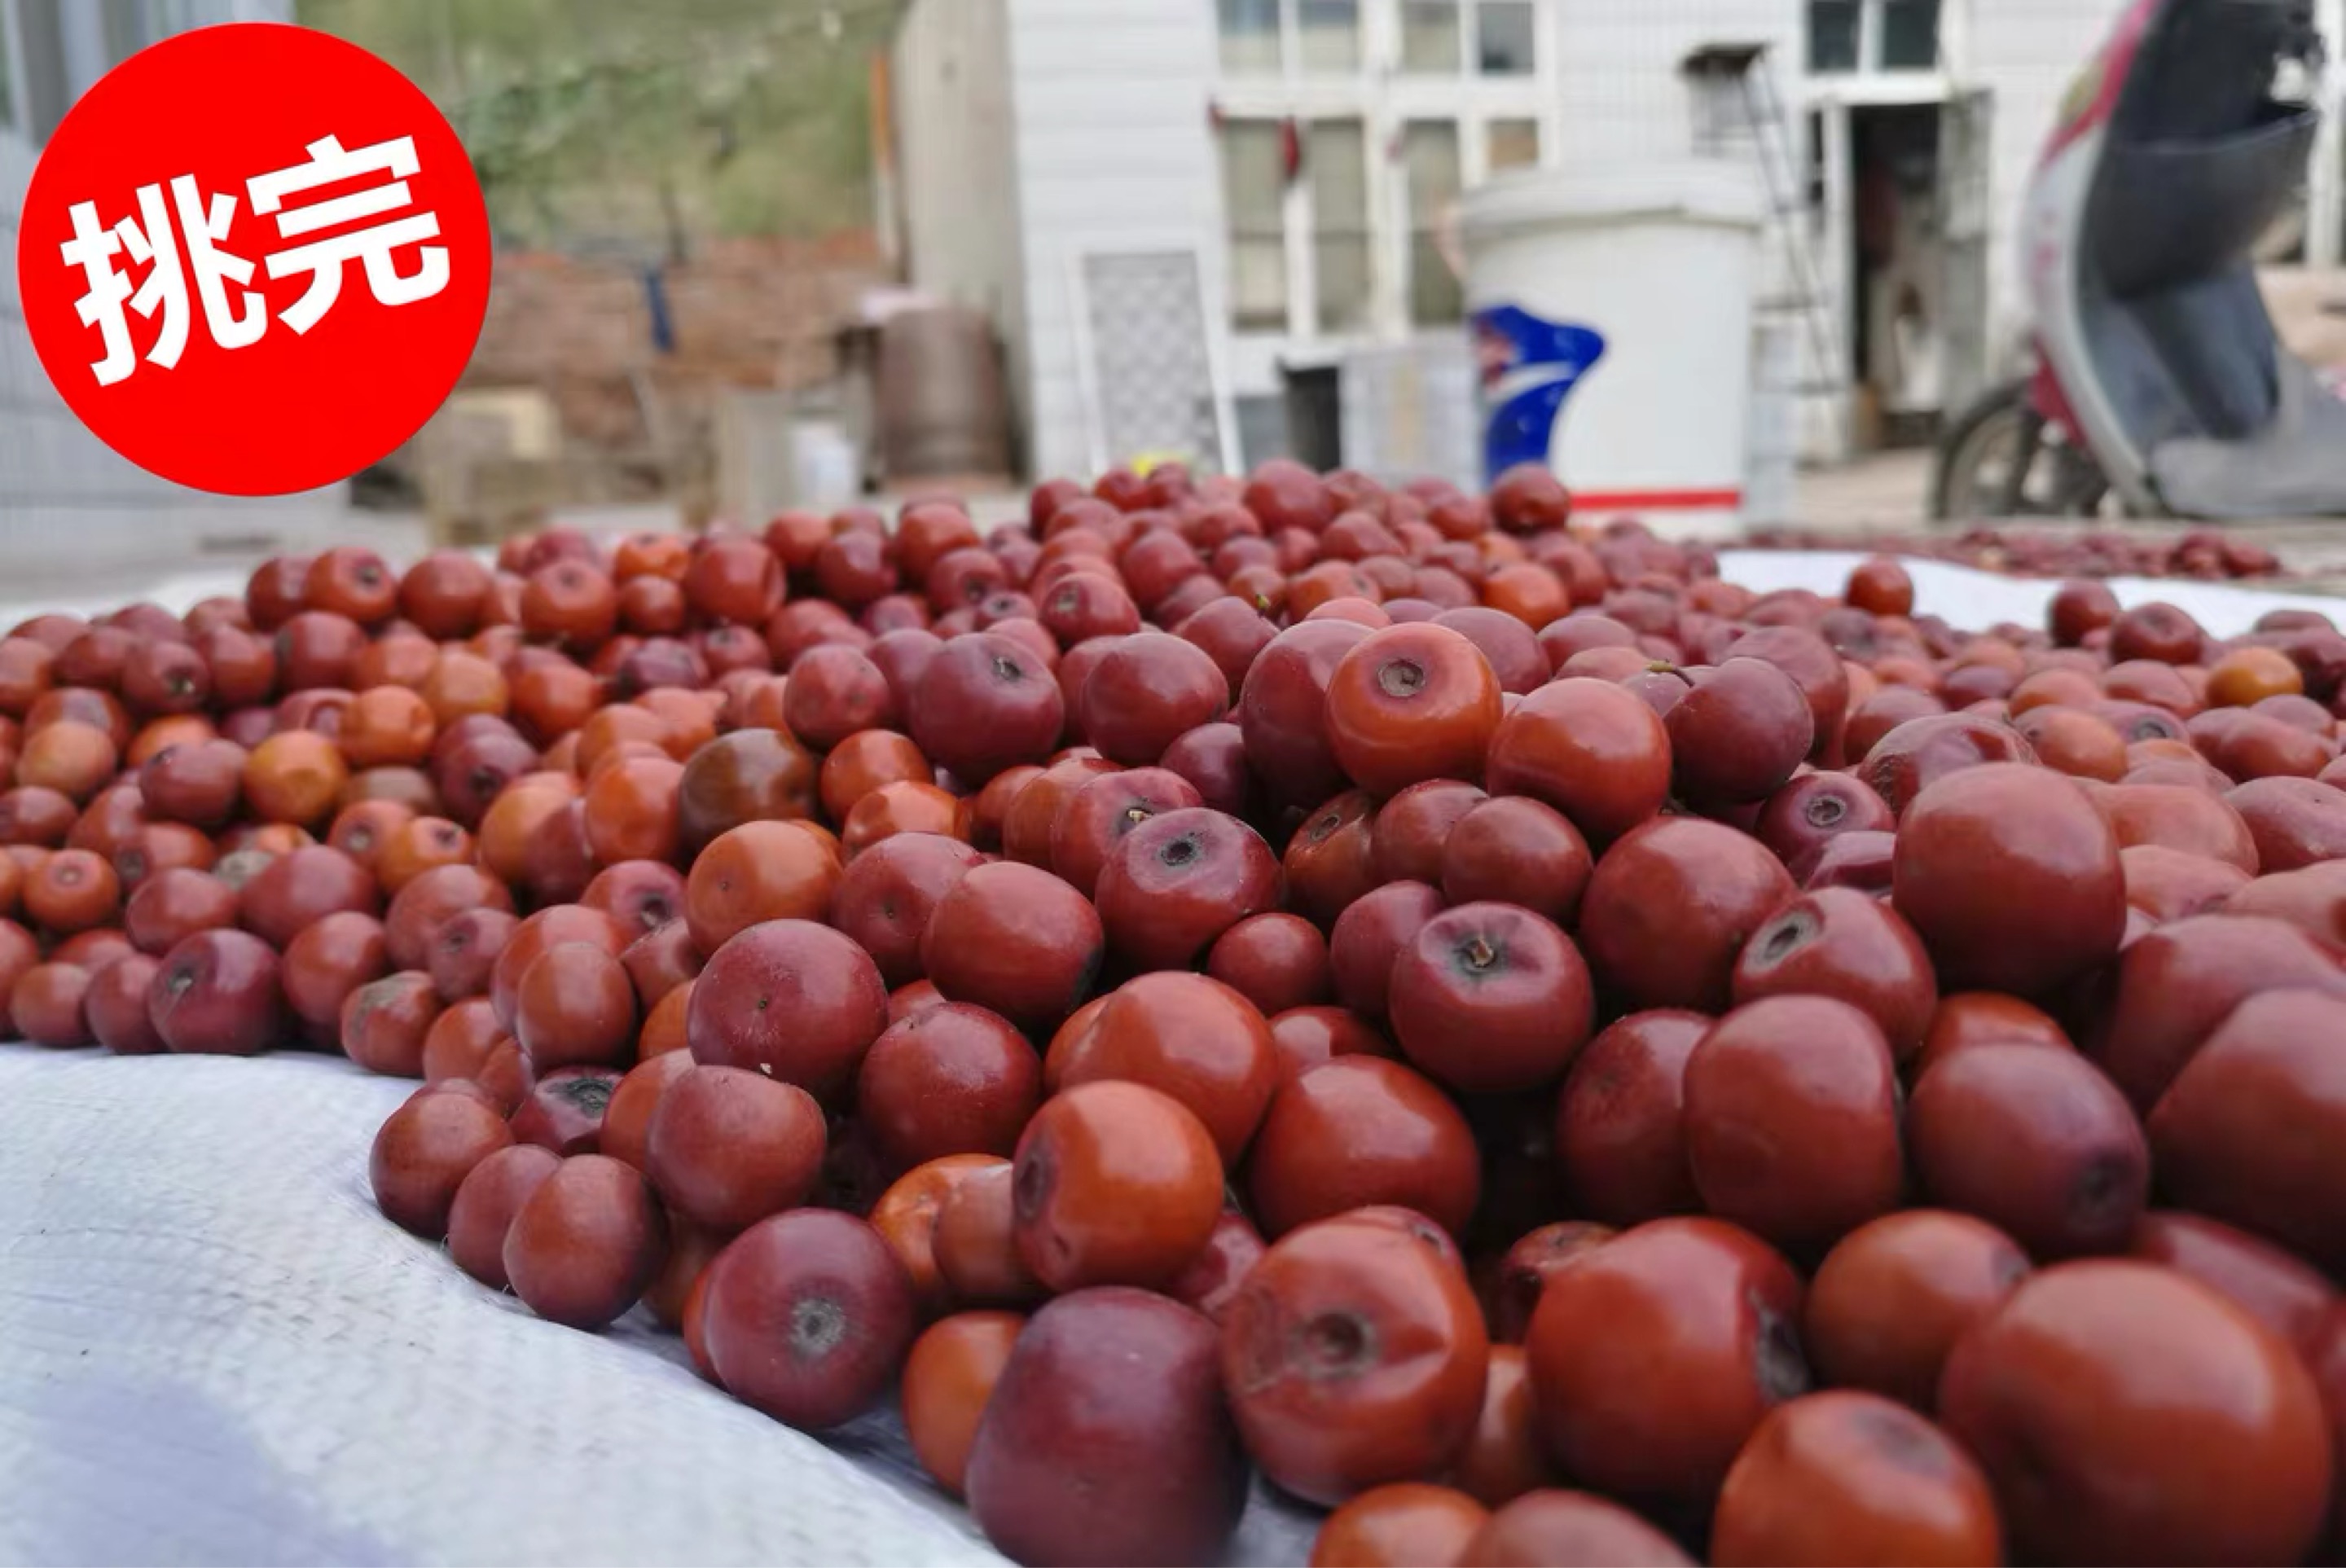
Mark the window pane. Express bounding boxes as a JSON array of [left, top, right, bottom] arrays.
[[1882, 0, 1943, 69], [1218, 0, 1282, 74], [1401, 1, 1462, 72], [1809, 0, 1861, 72], [1410, 236, 1463, 327], [1311, 119, 1371, 332], [1476, 1, 1535, 76], [1232, 242, 1290, 331], [1235, 394, 1291, 471], [1404, 121, 1463, 326], [1316, 238, 1373, 333], [1224, 121, 1288, 230], [1220, 122, 1289, 330], [1487, 117, 1540, 172], [1404, 120, 1462, 211], [1299, 0, 1360, 72], [1311, 118, 1368, 228]]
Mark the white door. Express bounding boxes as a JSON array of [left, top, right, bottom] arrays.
[[1071, 249, 1232, 476]]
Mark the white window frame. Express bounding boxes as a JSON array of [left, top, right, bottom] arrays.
[[1215, 0, 1285, 77], [1215, 0, 1367, 79], [1395, 0, 1464, 77], [1305, 114, 1376, 335], [1291, 0, 1365, 77], [1217, 115, 1296, 333], [1393, 1, 1539, 81], [1399, 116, 1465, 328], [1212, 0, 1560, 353], [1469, 0, 1538, 80], [1807, 0, 1954, 82]]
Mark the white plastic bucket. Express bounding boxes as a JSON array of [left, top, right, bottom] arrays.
[[1460, 162, 1764, 534]]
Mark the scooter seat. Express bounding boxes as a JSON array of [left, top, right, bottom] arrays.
[[2151, 354, 2346, 518]]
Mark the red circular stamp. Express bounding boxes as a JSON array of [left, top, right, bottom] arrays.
[[15, 22, 491, 497]]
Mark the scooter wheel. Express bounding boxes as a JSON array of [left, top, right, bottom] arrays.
[[1930, 379, 2036, 521]]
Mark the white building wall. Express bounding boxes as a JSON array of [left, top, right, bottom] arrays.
[[912, 0, 2334, 481], [1488, 0, 2153, 357], [1, 0, 345, 585], [1548, 0, 2146, 401], [1002, 0, 1225, 482], [1550, 0, 1808, 484], [892, 0, 1033, 453], [1968, 0, 2135, 357], [1554, 0, 1802, 163], [1211, 1, 1566, 417]]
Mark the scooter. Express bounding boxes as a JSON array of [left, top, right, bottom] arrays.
[[1931, 0, 2346, 521]]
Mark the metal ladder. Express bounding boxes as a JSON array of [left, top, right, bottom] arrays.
[[1680, 42, 1848, 450]]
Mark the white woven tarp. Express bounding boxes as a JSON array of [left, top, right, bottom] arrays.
[[1711, 548, 2346, 640], [0, 1045, 1322, 1566], [0, 550, 2335, 1566], [0, 1048, 996, 1566]]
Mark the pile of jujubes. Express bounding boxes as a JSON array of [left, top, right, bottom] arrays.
[[0, 458, 2339, 1567]]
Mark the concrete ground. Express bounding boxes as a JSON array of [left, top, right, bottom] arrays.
[[1791, 450, 1935, 534]]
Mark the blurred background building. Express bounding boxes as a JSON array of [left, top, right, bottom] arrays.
[[888, 0, 2346, 497], [2, 0, 2344, 565], [0, 0, 348, 588]]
